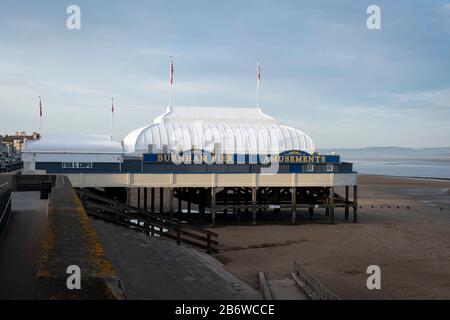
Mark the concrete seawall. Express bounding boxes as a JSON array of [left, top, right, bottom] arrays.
[[36, 176, 126, 299]]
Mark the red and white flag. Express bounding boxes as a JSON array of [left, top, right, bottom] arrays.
[[257, 61, 261, 82], [256, 61, 261, 108], [39, 96, 43, 117], [170, 57, 174, 86]]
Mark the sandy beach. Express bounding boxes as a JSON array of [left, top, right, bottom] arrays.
[[211, 175, 450, 299]]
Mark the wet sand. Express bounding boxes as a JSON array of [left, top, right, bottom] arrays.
[[211, 175, 450, 299]]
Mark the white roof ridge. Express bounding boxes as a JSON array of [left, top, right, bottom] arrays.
[[23, 134, 123, 154], [155, 106, 275, 124], [123, 106, 315, 155]]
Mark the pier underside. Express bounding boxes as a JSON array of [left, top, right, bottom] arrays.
[[84, 185, 358, 226], [17, 171, 358, 226]]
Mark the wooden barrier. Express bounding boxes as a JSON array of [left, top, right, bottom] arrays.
[[76, 188, 219, 253]]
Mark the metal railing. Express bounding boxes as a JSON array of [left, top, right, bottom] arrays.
[[292, 261, 340, 300], [0, 188, 12, 237]]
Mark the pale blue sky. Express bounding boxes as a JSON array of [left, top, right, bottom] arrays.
[[0, 0, 449, 148]]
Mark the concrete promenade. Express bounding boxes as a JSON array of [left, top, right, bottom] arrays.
[[0, 192, 47, 299], [91, 218, 261, 300], [0, 184, 259, 299]]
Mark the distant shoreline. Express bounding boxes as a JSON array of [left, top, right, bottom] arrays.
[[359, 173, 450, 182], [345, 157, 450, 163]]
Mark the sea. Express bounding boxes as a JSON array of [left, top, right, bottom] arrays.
[[347, 159, 450, 180]]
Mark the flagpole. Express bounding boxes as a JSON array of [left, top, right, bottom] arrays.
[[111, 98, 114, 141], [169, 56, 173, 108], [38, 96, 42, 135], [256, 60, 261, 108]]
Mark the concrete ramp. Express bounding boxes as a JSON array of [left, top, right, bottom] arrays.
[[92, 218, 261, 300], [267, 279, 308, 300]]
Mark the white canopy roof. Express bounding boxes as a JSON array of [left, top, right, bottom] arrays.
[[123, 106, 315, 155], [23, 134, 123, 154]]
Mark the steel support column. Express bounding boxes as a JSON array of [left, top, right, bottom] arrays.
[[211, 187, 216, 227], [291, 187, 297, 224], [345, 186, 349, 220], [329, 186, 335, 224], [353, 185, 358, 223], [144, 187, 148, 211], [252, 187, 257, 225], [137, 188, 141, 209], [159, 187, 164, 215], [151, 187, 155, 213]]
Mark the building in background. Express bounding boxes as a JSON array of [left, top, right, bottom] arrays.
[[1, 132, 40, 157], [0, 136, 6, 157], [1, 132, 40, 171]]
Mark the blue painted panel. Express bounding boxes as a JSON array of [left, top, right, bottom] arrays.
[[34, 160, 353, 174], [289, 164, 303, 173], [143, 150, 340, 164]]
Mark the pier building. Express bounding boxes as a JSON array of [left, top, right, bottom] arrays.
[[21, 106, 358, 225]]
